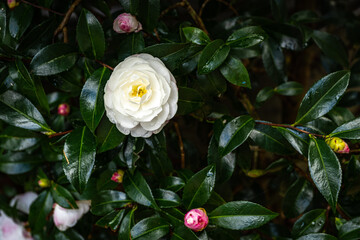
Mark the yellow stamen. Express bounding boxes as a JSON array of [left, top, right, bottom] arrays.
[[130, 84, 147, 98]]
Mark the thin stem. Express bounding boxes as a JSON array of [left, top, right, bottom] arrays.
[[174, 122, 185, 169], [160, 2, 185, 18], [199, 0, 211, 17], [255, 121, 325, 138], [337, 204, 351, 220], [48, 130, 73, 138], [95, 59, 114, 71], [20, 0, 65, 16], [54, 0, 82, 38]]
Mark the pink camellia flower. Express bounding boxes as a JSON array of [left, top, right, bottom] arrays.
[[0, 211, 33, 240], [184, 208, 209, 232], [111, 169, 125, 183], [7, 0, 19, 9], [53, 200, 91, 231], [10, 192, 38, 215], [57, 103, 70, 116], [113, 13, 142, 33]]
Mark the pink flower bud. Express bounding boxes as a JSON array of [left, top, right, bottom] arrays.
[[10, 192, 38, 215], [57, 103, 70, 116], [184, 208, 209, 232], [7, 0, 19, 9], [0, 211, 33, 240], [325, 137, 350, 154], [113, 13, 142, 33], [53, 200, 91, 231], [111, 169, 125, 183], [38, 179, 50, 188]]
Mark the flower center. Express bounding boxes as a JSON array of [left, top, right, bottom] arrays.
[[130, 84, 147, 98]]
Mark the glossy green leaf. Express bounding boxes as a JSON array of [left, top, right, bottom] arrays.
[[339, 216, 360, 240], [97, 117, 125, 153], [29, 190, 53, 233], [312, 30, 349, 67], [0, 126, 39, 151], [9, 3, 33, 39], [182, 165, 216, 209], [131, 216, 169, 240], [220, 55, 251, 88], [63, 127, 96, 193], [262, 39, 286, 83], [0, 8, 6, 42], [0, 90, 52, 132], [160, 176, 185, 192], [226, 26, 267, 48], [177, 87, 204, 115], [54, 229, 84, 240], [0, 152, 42, 175], [275, 81, 303, 96], [118, 32, 145, 59], [271, 0, 286, 21], [153, 189, 181, 208], [196, 71, 227, 97], [277, 127, 309, 156], [282, 178, 313, 218], [308, 137, 341, 212], [119, 209, 135, 240], [329, 117, 360, 139], [296, 233, 337, 240], [96, 209, 125, 230], [209, 201, 278, 230], [295, 71, 350, 125], [138, 0, 160, 32], [30, 43, 77, 76], [183, 27, 210, 45], [76, 9, 105, 59], [250, 123, 293, 155], [219, 115, 254, 157], [198, 39, 230, 74], [171, 225, 200, 240], [80, 67, 110, 132], [292, 209, 326, 238], [123, 170, 159, 209], [119, 0, 140, 14], [255, 87, 275, 107], [50, 182, 78, 209], [91, 190, 131, 216]]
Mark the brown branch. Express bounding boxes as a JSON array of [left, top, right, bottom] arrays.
[[63, 149, 70, 164], [199, 0, 239, 17], [199, 0, 211, 17], [95, 59, 114, 71], [174, 122, 185, 169], [256, 121, 325, 138], [48, 130, 73, 138], [63, 27, 68, 43], [160, 2, 185, 18], [20, 0, 65, 16], [54, 0, 82, 38], [324, 205, 331, 232]]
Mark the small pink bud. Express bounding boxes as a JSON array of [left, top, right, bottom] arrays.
[[7, 0, 19, 9], [111, 169, 125, 183], [113, 13, 143, 33], [58, 103, 70, 116], [38, 179, 50, 188], [184, 208, 209, 232], [325, 136, 350, 154]]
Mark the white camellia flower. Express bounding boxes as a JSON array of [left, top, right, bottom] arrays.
[[104, 53, 178, 138], [53, 200, 91, 231], [10, 192, 38, 214], [0, 211, 33, 240]]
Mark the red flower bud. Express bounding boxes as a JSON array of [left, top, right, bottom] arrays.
[[113, 13, 142, 33], [184, 208, 209, 232], [58, 103, 70, 116]]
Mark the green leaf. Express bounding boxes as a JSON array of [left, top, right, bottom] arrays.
[[123, 170, 159, 210], [0, 126, 39, 151], [296, 233, 337, 240], [219, 115, 254, 157], [96, 209, 125, 231], [92, 190, 131, 216], [131, 216, 169, 240], [339, 216, 360, 240], [282, 178, 313, 218], [274, 81, 303, 96], [50, 182, 78, 209], [250, 123, 293, 155], [9, 3, 33, 39], [198, 39, 230, 74], [220, 55, 251, 88], [295, 71, 350, 125], [270, 0, 286, 21], [262, 39, 286, 83], [119, 209, 135, 240], [55, 229, 85, 240], [209, 201, 278, 230], [160, 176, 185, 192], [63, 127, 96, 193], [29, 190, 53, 233], [329, 117, 360, 139], [119, 0, 140, 15], [255, 87, 275, 107], [80, 67, 110, 132], [76, 9, 105, 59], [182, 165, 216, 209], [312, 30, 349, 67], [277, 127, 309, 156], [308, 137, 342, 212], [153, 189, 181, 208], [0, 90, 52, 132], [118, 32, 145, 59], [177, 87, 204, 115], [226, 26, 267, 48], [97, 117, 125, 153], [138, 0, 160, 32], [0, 8, 6, 42], [0, 152, 42, 175], [292, 209, 326, 238], [182, 27, 210, 45], [171, 225, 200, 240], [30, 43, 78, 76]]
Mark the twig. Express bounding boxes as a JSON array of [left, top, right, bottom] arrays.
[[48, 130, 73, 138], [63, 27, 68, 43], [199, 0, 239, 17], [255, 121, 325, 138], [20, 0, 65, 16], [350, 149, 360, 153], [54, 0, 82, 38], [95, 59, 114, 71], [63, 149, 70, 164], [199, 0, 211, 17], [174, 122, 185, 169], [337, 204, 351, 220], [160, 2, 185, 18], [324, 205, 331, 232]]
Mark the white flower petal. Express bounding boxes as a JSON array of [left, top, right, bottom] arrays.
[[10, 192, 38, 215]]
